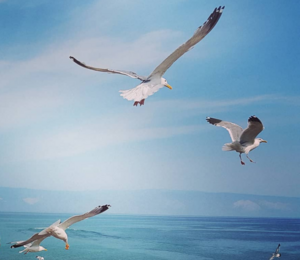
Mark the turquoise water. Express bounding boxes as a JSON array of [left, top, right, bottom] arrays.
[[0, 213, 300, 260]]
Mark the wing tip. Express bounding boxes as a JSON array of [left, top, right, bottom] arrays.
[[216, 6, 225, 13], [206, 117, 221, 125], [248, 115, 262, 124]]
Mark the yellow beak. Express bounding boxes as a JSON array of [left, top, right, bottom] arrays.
[[261, 140, 267, 143], [44, 249, 47, 251], [165, 84, 172, 90]]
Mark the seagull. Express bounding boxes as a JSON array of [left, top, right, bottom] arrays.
[[206, 116, 267, 165], [269, 244, 281, 260], [8, 239, 46, 254], [36, 256, 45, 260], [11, 205, 110, 252], [70, 6, 225, 106]]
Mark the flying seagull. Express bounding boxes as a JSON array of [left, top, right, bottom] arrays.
[[206, 116, 267, 165], [36, 256, 45, 260], [269, 244, 281, 260], [11, 205, 110, 252], [16, 238, 47, 254], [70, 6, 225, 106]]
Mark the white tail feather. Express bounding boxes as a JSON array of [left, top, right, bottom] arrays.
[[222, 143, 234, 151], [19, 248, 27, 254]]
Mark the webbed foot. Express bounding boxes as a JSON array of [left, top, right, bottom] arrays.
[[133, 99, 145, 106]]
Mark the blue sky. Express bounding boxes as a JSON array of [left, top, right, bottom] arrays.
[[0, 0, 300, 214]]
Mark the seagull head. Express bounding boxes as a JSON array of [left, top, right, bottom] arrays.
[[161, 78, 172, 90], [258, 138, 267, 143], [40, 246, 47, 252]]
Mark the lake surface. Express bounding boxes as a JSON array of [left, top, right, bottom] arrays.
[[0, 212, 300, 260]]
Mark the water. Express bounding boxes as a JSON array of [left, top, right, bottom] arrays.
[[0, 213, 300, 260]]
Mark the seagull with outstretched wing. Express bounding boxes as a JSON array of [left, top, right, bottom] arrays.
[[11, 205, 110, 252], [70, 6, 225, 106], [17, 237, 47, 254], [206, 116, 267, 165], [269, 244, 281, 260]]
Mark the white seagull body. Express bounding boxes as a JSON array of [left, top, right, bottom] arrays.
[[206, 116, 267, 165], [270, 244, 281, 260], [11, 205, 110, 252], [70, 6, 225, 106]]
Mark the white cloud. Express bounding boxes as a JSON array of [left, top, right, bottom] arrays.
[[17, 118, 203, 161], [0, 86, 69, 130], [233, 200, 261, 211], [233, 199, 291, 212], [23, 197, 39, 205], [152, 94, 300, 111]]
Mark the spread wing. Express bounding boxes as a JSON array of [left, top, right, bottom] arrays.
[[147, 6, 225, 79], [206, 117, 243, 142], [239, 116, 264, 145], [10, 233, 50, 249], [58, 204, 110, 231], [69, 56, 147, 81], [24, 237, 46, 248], [10, 219, 60, 248], [275, 244, 280, 254]]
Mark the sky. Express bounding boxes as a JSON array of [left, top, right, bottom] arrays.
[[0, 0, 300, 215]]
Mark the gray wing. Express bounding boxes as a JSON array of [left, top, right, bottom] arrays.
[[24, 237, 46, 248], [10, 233, 50, 249], [206, 117, 243, 142], [69, 56, 147, 81], [239, 116, 264, 145], [58, 204, 110, 231], [275, 244, 280, 254], [147, 6, 224, 79]]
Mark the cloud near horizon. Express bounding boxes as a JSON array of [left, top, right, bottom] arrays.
[[233, 200, 261, 211], [234, 200, 290, 212], [23, 197, 39, 205]]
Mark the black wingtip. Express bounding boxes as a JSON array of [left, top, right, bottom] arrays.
[[248, 115, 262, 124], [69, 56, 74, 60], [216, 6, 225, 12], [206, 117, 222, 126]]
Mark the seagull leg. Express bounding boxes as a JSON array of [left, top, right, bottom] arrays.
[[139, 99, 145, 106], [133, 99, 145, 106], [239, 153, 245, 165], [65, 243, 69, 250], [246, 154, 255, 163]]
